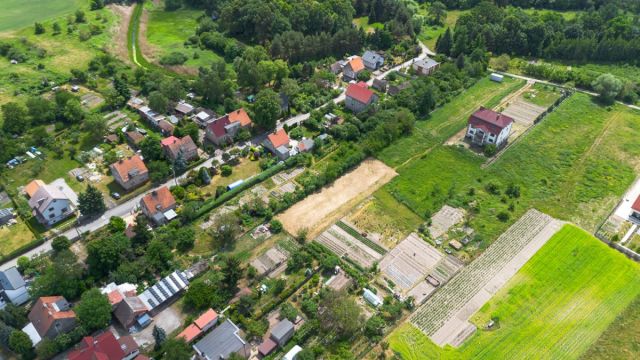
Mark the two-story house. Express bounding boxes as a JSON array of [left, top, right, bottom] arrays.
[[343, 56, 365, 80], [345, 82, 377, 113], [140, 187, 177, 225], [362, 50, 384, 70], [24, 296, 77, 345], [110, 156, 149, 191], [26, 179, 77, 227], [205, 108, 253, 146], [161, 135, 199, 162], [465, 107, 514, 148]]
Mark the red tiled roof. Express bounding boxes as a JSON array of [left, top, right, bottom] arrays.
[[107, 290, 124, 306], [228, 108, 253, 127], [194, 309, 218, 330], [110, 155, 148, 183], [24, 179, 45, 198], [163, 135, 197, 159], [468, 107, 514, 135], [208, 116, 231, 138], [141, 187, 176, 216], [346, 82, 375, 104], [177, 324, 202, 343], [267, 129, 290, 149], [632, 195, 640, 212], [258, 338, 278, 356], [68, 333, 138, 360]]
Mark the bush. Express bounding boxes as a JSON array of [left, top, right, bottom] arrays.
[[160, 52, 188, 66], [269, 219, 283, 233], [483, 143, 497, 157], [497, 211, 510, 222], [220, 165, 232, 176]]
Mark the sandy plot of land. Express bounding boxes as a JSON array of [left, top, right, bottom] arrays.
[[278, 159, 397, 237], [108, 5, 133, 64]]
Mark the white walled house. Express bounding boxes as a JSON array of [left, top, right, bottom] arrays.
[[465, 107, 514, 147]]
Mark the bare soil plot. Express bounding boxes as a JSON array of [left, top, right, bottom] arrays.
[[379, 233, 443, 292], [108, 5, 134, 63], [315, 223, 384, 269], [429, 205, 465, 239], [277, 159, 397, 237], [410, 209, 563, 347], [501, 98, 547, 139]]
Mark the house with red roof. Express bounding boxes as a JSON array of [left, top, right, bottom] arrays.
[[345, 82, 377, 113], [68, 332, 139, 360], [161, 135, 199, 162], [205, 109, 253, 146], [631, 195, 640, 219], [465, 107, 514, 147], [263, 128, 293, 160]]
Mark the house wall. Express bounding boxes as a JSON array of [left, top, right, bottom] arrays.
[[44, 317, 77, 339], [345, 96, 367, 113], [466, 123, 512, 147], [112, 169, 149, 191], [34, 199, 73, 226], [205, 129, 232, 146]]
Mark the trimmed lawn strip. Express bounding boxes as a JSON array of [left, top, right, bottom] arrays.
[[390, 224, 640, 359]]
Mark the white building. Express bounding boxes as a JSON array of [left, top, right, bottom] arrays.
[[465, 107, 514, 147]]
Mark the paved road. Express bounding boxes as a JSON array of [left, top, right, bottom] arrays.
[[1, 43, 434, 270], [279, 42, 433, 129]]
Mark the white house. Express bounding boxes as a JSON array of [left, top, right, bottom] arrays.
[[26, 179, 77, 226], [465, 107, 514, 147]]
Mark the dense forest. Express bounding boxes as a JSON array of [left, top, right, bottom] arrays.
[[436, 1, 640, 63]]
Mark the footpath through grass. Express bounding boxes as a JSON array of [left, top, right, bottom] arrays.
[[390, 224, 640, 360], [0, 0, 83, 33], [383, 93, 640, 246]]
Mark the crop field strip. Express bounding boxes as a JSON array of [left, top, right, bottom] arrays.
[[315, 224, 384, 269], [410, 209, 555, 337], [335, 220, 387, 255]]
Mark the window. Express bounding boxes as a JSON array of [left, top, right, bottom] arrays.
[[48, 207, 54, 212], [49, 213, 55, 219]]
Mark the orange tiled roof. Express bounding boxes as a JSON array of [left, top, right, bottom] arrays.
[[348, 56, 365, 72], [110, 155, 148, 183], [24, 179, 45, 198], [227, 108, 253, 127], [177, 324, 202, 343], [267, 129, 289, 149], [141, 187, 175, 216], [194, 309, 218, 330]]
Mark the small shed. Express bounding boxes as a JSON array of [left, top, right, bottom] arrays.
[[284, 345, 303, 360], [270, 319, 295, 347], [490, 73, 504, 83], [363, 288, 383, 307], [449, 240, 463, 251]]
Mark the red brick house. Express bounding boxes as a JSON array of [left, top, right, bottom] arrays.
[[140, 186, 177, 225], [110, 155, 149, 191]]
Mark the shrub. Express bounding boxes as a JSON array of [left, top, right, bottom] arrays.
[[483, 143, 497, 157], [220, 165, 232, 176], [160, 52, 188, 66]]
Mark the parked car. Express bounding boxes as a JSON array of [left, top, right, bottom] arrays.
[[111, 192, 121, 200], [76, 174, 85, 182]]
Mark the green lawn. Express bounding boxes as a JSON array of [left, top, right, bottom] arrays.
[[390, 224, 640, 360], [0, 220, 37, 257], [146, 6, 225, 71], [352, 16, 384, 33], [382, 93, 640, 249], [0, 0, 84, 33], [377, 76, 525, 167], [522, 83, 563, 107]]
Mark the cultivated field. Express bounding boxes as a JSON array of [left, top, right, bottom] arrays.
[[315, 222, 386, 269], [410, 210, 562, 346], [390, 224, 640, 359], [277, 159, 396, 237], [0, 0, 83, 33]]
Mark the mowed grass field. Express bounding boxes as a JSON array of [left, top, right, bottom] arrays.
[[389, 224, 640, 360], [382, 93, 640, 247], [377, 76, 525, 167], [0, 0, 84, 33], [145, 6, 225, 71]]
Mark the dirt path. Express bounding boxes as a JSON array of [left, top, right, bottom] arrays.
[[277, 159, 397, 238], [108, 4, 134, 64]]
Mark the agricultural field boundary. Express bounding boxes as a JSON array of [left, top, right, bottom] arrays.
[[410, 209, 563, 346]]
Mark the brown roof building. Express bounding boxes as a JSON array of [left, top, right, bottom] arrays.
[[114, 296, 148, 329], [28, 296, 77, 340], [140, 187, 177, 225], [24, 179, 45, 198], [110, 155, 149, 191]]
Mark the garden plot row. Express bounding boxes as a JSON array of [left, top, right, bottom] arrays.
[[315, 223, 384, 269], [410, 209, 555, 336]]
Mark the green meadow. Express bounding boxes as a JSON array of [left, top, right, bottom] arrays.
[[0, 0, 84, 33], [390, 224, 640, 360]]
